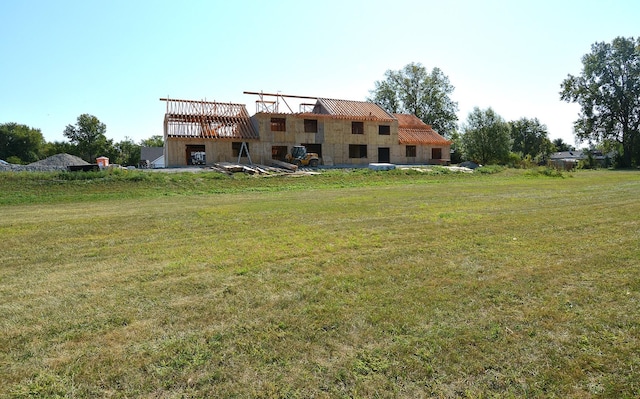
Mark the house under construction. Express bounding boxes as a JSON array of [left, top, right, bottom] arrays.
[[160, 92, 451, 167]]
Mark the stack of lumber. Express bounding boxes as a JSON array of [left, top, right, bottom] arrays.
[[212, 162, 295, 175], [270, 159, 298, 172]]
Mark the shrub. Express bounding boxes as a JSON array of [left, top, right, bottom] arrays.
[[475, 165, 505, 174], [524, 166, 565, 178], [506, 152, 522, 168], [6, 156, 24, 165]]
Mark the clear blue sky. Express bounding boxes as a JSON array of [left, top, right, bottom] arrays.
[[1, 0, 638, 146]]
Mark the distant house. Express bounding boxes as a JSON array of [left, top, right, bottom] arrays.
[[549, 150, 584, 169], [140, 147, 165, 168], [549, 150, 609, 169], [160, 92, 451, 167]]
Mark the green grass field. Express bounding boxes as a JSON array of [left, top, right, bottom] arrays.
[[1, 168, 639, 398]]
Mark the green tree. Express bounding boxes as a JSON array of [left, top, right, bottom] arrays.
[[63, 114, 110, 162], [461, 107, 511, 165], [560, 36, 640, 167], [0, 122, 45, 163], [368, 62, 459, 136], [510, 117, 553, 160], [552, 138, 574, 152], [114, 137, 141, 166], [42, 141, 80, 158], [140, 135, 164, 147], [448, 130, 464, 164]]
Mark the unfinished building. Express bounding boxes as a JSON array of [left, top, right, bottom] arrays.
[[161, 92, 451, 167]]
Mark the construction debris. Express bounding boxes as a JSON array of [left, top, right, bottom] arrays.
[[208, 162, 322, 177], [270, 159, 298, 172]]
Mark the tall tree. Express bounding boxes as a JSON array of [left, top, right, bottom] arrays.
[[114, 137, 141, 166], [42, 140, 80, 158], [63, 114, 109, 162], [510, 117, 553, 159], [552, 138, 574, 152], [140, 135, 164, 147], [461, 107, 511, 165], [368, 62, 459, 136], [0, 122, 45, 163], [448, 130, 464, 164], [560, 36, 640, 167]]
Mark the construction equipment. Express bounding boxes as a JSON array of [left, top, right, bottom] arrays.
[[285, 145, 320, 167]]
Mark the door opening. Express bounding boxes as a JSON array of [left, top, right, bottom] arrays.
[[186, 145, 206, 165], [378, 147, 390, 163]]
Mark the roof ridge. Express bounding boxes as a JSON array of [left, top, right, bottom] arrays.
[[317, 98, 395, 120], [318, 97, 372, 103]]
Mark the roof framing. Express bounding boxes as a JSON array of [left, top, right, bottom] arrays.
[[243, 91, 395, 121], [160, 97, 258, 140]]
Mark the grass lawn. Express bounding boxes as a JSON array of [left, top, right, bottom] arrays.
[[1, 168, 639, 398]]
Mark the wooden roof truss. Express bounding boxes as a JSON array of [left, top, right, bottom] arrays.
[[160, 98, 258, 140], [243, 91, 395, 121]]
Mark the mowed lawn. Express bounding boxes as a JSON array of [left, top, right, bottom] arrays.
[[1, 169, 639, 398]]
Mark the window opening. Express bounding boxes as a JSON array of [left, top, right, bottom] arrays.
[[406, 145, 417, 158], [233, 142, 250, 157], [304, 119, 318, 133], [349, 144, 367, 158], [270, 117, 286, 131], [351, 121, 364, 134], [272, 145, 288, 160]]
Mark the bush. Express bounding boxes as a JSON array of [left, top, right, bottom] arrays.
[[506, 152, 522, 168], [6, 156, 24, 165], [524, 166, 565, 178], [55, 171, 106, 180], [475, 165, 505, 174], [506, 153, 540, 169]]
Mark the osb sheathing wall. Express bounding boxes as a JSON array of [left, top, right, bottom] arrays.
[[165, 138, 260, 166], [411, 145, 451, 164], [165, 113, 450, 166], [324, 118, 399, 165], [252, 113, 410, 165]]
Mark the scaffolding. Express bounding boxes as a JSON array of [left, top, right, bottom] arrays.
[[243, 91, 320, 114]]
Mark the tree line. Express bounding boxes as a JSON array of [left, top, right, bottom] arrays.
[[369, 36, 640, 167], [4, 37, 637, 167], [1, 110, 570, 168], [0, 115, 163, 166], [368, 62, 572, 166]]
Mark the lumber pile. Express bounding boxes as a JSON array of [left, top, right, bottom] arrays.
[[211, 162, 296, 176], [270, 159, 298, 172], [209, 160, 321, 177]]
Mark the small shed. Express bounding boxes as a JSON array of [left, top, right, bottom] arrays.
[[96, 156, 109, 168]]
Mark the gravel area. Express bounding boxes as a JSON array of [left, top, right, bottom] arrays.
[[0, 154, 90, 172]]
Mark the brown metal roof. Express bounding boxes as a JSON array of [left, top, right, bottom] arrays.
[[160, 98, 259, 140], [314, 98, 396, 121], [395, 114, 451, 145]]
